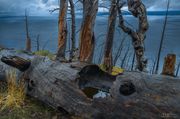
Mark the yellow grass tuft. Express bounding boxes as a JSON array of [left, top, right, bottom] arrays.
[[99, 64, 124, 76], [0, 70, 26, 110]]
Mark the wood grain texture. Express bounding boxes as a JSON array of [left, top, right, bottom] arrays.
[[0, 49, 180, 118]]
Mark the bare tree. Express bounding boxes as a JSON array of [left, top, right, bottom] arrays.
[[79, 0, 98, 63], [113, 34, 126, 66], [131, 51, 135, 71], [25, 10, 31, 52], [151, 58, 157, 74], [121, 42, 130, 68], [69, 0, 76, 61], [103, 0, 119, 73], [176, 61, 180, 77], [56, 0, 68, 60], [36, 34, 40, 51], [155, 0, 170, 74], [118, 0, 149, 71]]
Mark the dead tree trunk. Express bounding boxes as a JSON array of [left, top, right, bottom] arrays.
[[103, 0, 118, 73], [118, 0, 149, 71], [113, 34, 126, 66], [162, 54, 176, 76], [131, 51, 135, 71], [176, 62, 180, 77], [36, 34, 40, 51], [25, 11, 31, 52], [69, 0, 76, 61], [79, 0, 98, 63], [155, 0, 170, 74], [121, 42, 130, 68], [0, 49, 180, 118], [56, 0, 68, 60]]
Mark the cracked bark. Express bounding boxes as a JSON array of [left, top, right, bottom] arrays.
[[0, 49, 180, 118], [79, 0, 98, 63], [56, 0, 68, 60]]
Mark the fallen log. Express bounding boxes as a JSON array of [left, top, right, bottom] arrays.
[[0, 49, 180, 118]]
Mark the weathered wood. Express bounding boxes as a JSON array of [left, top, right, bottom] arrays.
[[69, 0, 76, 61], [79, 0, 98, 62], [1, 56, 31, 72], [162, 54, 176, 76], [118, 0, 149, 71], [56, 0, 68, 59], [176, 62, 180, 77], [0, 49, 180, 118], [25, 10, 31, 52], [103, 0, 118, 73]]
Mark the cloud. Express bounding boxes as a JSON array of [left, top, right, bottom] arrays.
[[143, 0, 180, 11], [0, 0, 58, 16], [0, 0, 179, 16]]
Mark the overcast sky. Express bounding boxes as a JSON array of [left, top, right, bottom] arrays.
[[0, 0, 179, 16]]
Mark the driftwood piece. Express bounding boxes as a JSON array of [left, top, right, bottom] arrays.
[[162, 54, 176, 76], [0, 49, 180, 118]]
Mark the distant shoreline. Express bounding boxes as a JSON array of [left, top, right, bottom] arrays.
[[0, 10, 180, 18]]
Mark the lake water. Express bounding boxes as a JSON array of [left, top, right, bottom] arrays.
[[0, 15, 179, 75]]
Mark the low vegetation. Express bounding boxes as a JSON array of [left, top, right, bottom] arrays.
[[0, 70, 25, 110], [99, 64, 124, 76], [34, 50, 55, 60], [0, 70, 81, 119]]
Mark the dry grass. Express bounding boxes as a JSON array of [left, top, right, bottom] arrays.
[[34, 50, 55, 60], [0, 70, 25, 110], [0, 70, 81, 119]]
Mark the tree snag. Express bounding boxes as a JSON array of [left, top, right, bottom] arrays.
[[25, 10, 31, 52], [155, 0, 170, 74], [176, 61, 180, 77], [118, 0, 149, 71], [162, 54, 176, 76], [103, 0, 119, 73], [69, 0, 76, 61], [79, 0, 98, 63], [56, 0, 68, 60]]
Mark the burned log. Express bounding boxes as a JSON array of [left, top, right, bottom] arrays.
[[0, 49, 180, 118]]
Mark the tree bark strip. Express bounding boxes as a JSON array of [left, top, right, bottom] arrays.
[[79, 0, 98, 63], [56, 0, 68, 59]]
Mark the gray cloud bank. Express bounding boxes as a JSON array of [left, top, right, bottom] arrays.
[[0, 0, 179, 16]]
